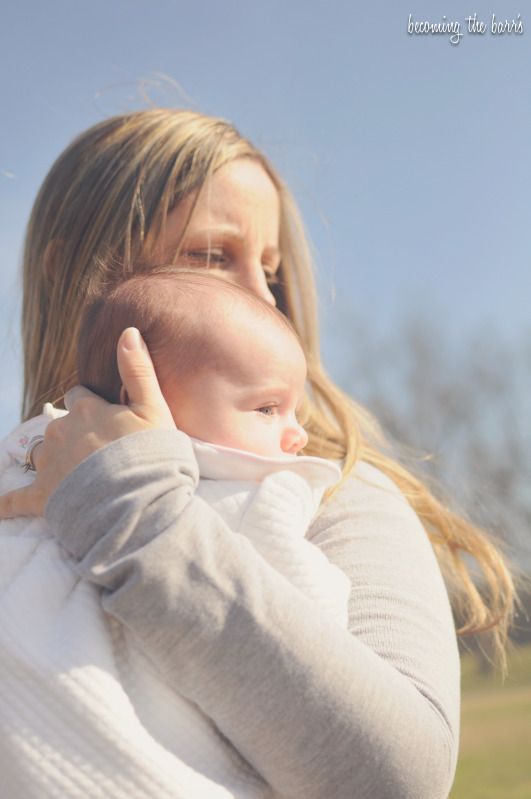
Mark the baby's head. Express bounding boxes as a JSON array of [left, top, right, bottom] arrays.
[[77, 270, 308, 457]]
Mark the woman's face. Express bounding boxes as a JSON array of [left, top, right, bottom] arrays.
[[150, 158, 281, 305]]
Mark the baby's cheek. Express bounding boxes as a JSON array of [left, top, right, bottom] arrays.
[[248, 421, 283, 458]]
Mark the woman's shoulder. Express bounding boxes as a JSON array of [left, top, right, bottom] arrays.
[[344, 459, 407, 495], [308, 458, 443, 584], [314, 459, 413, 527]]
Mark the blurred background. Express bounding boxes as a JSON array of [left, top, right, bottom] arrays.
[[1, 2, 530, 794]]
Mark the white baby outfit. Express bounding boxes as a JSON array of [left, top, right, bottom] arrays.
[[0, 405, 348, 799]]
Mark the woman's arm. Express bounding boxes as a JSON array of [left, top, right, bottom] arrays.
[[46, 428, 460, 799]]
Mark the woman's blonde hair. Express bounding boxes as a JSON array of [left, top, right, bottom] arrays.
[[22, 108, 516, 672]]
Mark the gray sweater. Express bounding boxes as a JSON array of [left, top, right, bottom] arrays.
[[46, 429, 460, 799]]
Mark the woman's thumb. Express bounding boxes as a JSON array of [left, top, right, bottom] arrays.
[[116, 328, 174, 426]]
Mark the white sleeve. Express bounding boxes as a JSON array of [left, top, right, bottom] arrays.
[[237, 470, 350, 626]]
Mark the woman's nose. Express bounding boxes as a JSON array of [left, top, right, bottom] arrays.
[[281, 423, 309, 455]]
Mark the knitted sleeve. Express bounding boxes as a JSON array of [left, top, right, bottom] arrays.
[[46, 428, 460, 799]]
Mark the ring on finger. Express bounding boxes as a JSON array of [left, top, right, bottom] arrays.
[[23, 435, 45, 473]]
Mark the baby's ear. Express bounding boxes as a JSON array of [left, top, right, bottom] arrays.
[[119, 385, 130, 405]]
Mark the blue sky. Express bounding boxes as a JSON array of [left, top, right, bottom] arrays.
[[1, 0, 530, 437]]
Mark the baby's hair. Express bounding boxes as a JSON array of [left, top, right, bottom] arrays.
[[77, 268, 298, 403]]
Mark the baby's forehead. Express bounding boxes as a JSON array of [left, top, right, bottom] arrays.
[[219, 295, 301, 354], [207, 309, 305, 392], [144, 273, 305, 380]]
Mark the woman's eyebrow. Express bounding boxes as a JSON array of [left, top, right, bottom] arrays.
[[186, 225, 242, 241]]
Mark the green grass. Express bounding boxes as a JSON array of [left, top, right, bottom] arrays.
[[450, 644, 531, 799]]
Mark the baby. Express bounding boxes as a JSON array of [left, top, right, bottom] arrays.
[[78, 268, 310, 458], [0, 269, 350, 799], [77, 269, 349, 622]]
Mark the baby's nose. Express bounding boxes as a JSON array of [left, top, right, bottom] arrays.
[[281, 423, 308, 455]]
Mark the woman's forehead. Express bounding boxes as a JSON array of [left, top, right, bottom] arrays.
[[187, 160, 279, 229], [150, 159, 280, 260]]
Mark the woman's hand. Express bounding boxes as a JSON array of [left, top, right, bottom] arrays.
[[0, 328, 175, 519]]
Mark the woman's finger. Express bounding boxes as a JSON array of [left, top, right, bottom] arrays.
[[0, 485, 42, 519], [116, 328, 175, 427]]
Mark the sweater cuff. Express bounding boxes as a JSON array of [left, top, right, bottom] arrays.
[[45, 428, 199, 559]]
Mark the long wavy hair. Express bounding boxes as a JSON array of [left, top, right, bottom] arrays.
[[21, 108, 516, 672]]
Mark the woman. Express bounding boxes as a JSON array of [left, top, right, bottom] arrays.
[[0, 109, 515, 798]]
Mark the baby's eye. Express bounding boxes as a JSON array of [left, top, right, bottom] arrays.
[[256, 406, 276, 416]]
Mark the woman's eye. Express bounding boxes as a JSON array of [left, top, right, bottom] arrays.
[[182, 249, 227, 265], [263, 260, 282, 285], [264, 269, 280, 286]]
